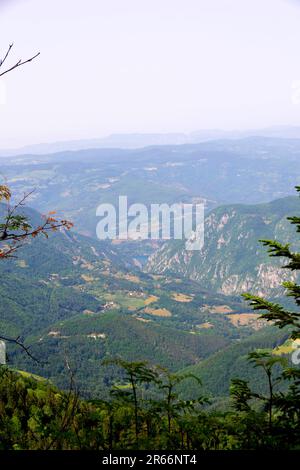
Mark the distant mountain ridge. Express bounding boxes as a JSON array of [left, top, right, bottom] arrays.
[[2, 125, 300, 156], [2, 136, 300, 241]]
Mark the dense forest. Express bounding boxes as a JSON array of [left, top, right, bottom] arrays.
[[0, 187, 299, 450]]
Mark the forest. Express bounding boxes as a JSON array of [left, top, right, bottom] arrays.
[[0, 186, 299, 450]]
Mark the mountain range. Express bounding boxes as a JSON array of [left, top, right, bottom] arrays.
[[1, 205, 256, 397], [145, 196, 300, 297], [1, 136, 299, 400], [2, 125, 300, 156], [1, 137, 300, 244]]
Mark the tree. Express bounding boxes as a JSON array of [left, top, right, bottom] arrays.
[[0, 43, 73, 358], [0, 186, 73, 259], [0, 43, 72, 261], [233, 185, 300, 447], [248, 351, 287, 431], [103, 359, 159, 446], [156, 370, 204, 436], [243, 185, 300, 340]]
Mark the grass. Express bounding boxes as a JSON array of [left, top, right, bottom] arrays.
[[171, 293, 194, 302], [97, 291, 145, 310], [144, 295, 159, 305], [273, 338, 300, 355], [205, 305, 233, 314], [227, 313, 266, 330], [197, 322, 214, 329], [81, 274, 96, 282], [143, 307, 172, 318]]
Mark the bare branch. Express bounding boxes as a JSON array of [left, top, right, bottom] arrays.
[[0, 47, 40, 78], [0, 43, 13, 69], [0, 334, 41, 363]]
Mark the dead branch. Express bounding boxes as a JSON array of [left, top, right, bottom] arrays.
[[0, 334, 41, 363], [0, 43, 40, 78]]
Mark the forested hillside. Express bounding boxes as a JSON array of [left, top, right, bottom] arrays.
[[146, 196, 300, 296], [1, 176, 300, 451]]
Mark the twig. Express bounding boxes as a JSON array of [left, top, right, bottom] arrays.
[[0, 334, 41, 363], [0, 43, 40, 78], [0, 43, 13, 69]]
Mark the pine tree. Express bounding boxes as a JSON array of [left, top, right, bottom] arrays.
[[243, 186, 300, 340]]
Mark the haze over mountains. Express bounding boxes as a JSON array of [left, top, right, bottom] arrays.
[[2, 125, 300, 156]]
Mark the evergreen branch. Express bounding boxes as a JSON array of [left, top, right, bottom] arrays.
[[282, 281, 300, 306], [259, 239, 300, 270], [242, 293, 300, 336]]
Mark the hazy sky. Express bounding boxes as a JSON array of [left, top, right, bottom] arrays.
[[1, 0, 300, 147]]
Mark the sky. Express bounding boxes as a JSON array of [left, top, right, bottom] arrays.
[[1, 0, 300, 148]]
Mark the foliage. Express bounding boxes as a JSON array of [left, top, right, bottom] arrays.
[[0, 354, 299, 450], [0, 185, 73, 259], [243, 186, 300, 339]]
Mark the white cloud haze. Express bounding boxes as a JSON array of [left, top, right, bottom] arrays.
[[1, 0, 300, 147]]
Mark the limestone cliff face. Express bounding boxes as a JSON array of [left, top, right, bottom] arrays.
[[219, 265, 297, 296], [145, 197, 300, 297]]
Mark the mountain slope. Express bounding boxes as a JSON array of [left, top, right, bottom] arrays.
[[10, 310, 232, 397], [1, 206, 260, 396], [145, 196, 300, 297], [177, 326, 290, 400]]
